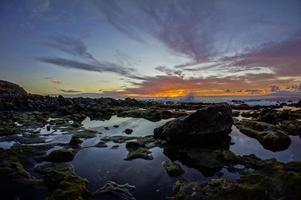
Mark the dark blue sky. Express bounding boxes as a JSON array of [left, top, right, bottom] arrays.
[[0, 0, 301, 97]]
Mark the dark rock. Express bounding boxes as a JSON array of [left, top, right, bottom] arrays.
[[95, 141, 108, 148], [154, 103, 233, 144], [72, 130, 97, 139], [0, 80, 27, 97], [111, 145, 119, 149], [124, 128, 133, 135], [69, 136, 83, 147], [240, 111, 259, 118], [257, 109, 290, 124], [279, 120, 301, 135], [46, 148, 76, 163], [101, 136, 138, 143], [232, 111, 240, 117]]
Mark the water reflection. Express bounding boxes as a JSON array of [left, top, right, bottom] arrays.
[[230, 126, 301, 162], [82, 115, 173, 137]]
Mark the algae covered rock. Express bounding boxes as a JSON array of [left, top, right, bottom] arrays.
[[0, 121, 20, 136], [35, 163, 92, 200], [236, 119, 291, 151], [124, 135, 158, 160], [94, 181, 136, 200], [173, 155, 301, 200], [163, 161, 184, 176]]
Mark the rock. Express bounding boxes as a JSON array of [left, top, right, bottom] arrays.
[[94, 181, 136, 200], [124, 147, 153, 160], [69, 136, 83, 147], [113, 125, 119, 128], [232, 111, 240, 117], [35, 163, 92, 200], [0, 121, 20, 136], [0, 145, 53, 199], [101, 136, 138, 143], [236, 119, 291, 151], [0, 80, 27, 97], [279, 120, 301, 135], [0, 149, 31, 179], [125, 141, 145, 149], [124, 136, 158, 160], [154, 103, 233, 144], [163, 161, 184, 176], [72, 130, 97, 139], [257, 109, 290, 124], [241, 111, 259, 118], [46, 148, 76, 163], [111, 145, 119, 149], [95, 141, 108, 148], [124, 128, 133, 135]]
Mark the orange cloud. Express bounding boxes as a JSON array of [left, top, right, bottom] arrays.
[[116, 74, 298, 98]]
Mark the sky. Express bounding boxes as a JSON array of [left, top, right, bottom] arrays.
[[0, 0, 301, 98]]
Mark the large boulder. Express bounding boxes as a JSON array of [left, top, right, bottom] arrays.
[[154, 103, 233, 144]]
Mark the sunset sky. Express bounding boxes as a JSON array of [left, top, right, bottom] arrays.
[[0, 0, 301, 98]]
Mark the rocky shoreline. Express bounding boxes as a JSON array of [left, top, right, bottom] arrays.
[[1, 80, 301, 200]]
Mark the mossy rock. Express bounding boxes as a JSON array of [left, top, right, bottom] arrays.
[[101, 135, 138, 143], [124, 147, 153, 160], [163, 161, 184, 176], [94, 141, 107, 148], [35, 163, 92, 200], [0, 121, 20, 136], [72, 130, 97, 139], [46, 148, 76, 163]]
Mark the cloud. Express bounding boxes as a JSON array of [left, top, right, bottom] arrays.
[[38, 35, 138, 77], [60, 89, 81, 93], [43, 77, 62, 84], [270, 85, 280, 93], [93, 0, 215, 63], [108, 73, 294, 98], [221, 33, 301, 76], [155, 66, 183, 77], [93, 0, 301, 71], [50, 79, 62, 84], [37, 57, 135, 76], [44, 35, 96, 61]]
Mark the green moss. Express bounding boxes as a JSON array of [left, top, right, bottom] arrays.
[[164, 161, 184, 176], [72, 130, 97, 139], [35, 163, 92, 200], [0, 121, 19, 136], [124, 147, 153, 160]]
